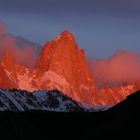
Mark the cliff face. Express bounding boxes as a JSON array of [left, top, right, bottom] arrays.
[[0, 49, 18, 89], [36, 31, 96, 104]]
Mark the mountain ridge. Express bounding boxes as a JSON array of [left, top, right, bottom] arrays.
[[0, 30, 139, 106], [0, 89, 95, 112]]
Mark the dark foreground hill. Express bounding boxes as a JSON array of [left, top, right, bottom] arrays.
[[0, 90, 140, 139]]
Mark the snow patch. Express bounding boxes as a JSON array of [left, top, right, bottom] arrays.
[[43, 71, 70, 87], [80, 84, 89, 90]]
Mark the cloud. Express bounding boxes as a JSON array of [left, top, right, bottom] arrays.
[[0, 21, 40, 68], [0, 22, 6, 36], [89, 50, 140, 87]]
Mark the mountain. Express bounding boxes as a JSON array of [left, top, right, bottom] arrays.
[[36, 31, 96, 104], [0, 30, 96, 105], [0, 89, 94, 112], [0, 30, 139, 106], [0, 90, 139, 139]]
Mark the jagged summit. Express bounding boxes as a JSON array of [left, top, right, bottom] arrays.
[[60, 30, 75, 40], [36, 31, 96, 104], [37, 30, 79, 71], [51, 30, 78, 48], [61, 30, 72, 35]]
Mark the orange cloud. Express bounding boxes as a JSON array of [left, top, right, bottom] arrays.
[[0, 21, 38, 68], [89, 50, 140, 87]]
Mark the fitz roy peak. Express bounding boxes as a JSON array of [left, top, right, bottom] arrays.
[[36, 31, 96, 104]]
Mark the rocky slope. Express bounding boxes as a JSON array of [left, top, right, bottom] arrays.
[[0, 89, 95, 112]]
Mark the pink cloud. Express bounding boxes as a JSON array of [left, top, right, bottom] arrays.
[[89, 50, 140, 87]]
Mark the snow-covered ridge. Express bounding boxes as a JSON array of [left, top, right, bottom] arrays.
[[0, 89, 95, 112]]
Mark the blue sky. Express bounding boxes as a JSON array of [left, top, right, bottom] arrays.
[[0, 0, 140, 59]]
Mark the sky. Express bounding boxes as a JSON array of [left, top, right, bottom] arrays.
[[0, 0, 140, 59]]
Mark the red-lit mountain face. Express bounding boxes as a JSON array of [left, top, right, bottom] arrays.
[[0, 31, 139, 105], [36, 31, 96, 104]]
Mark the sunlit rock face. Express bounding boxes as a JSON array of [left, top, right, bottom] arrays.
[[0, 49, 18, 89], [92, 83, 138, 105], [36, 30, 96, 104], [0, 30, 139, 106]]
